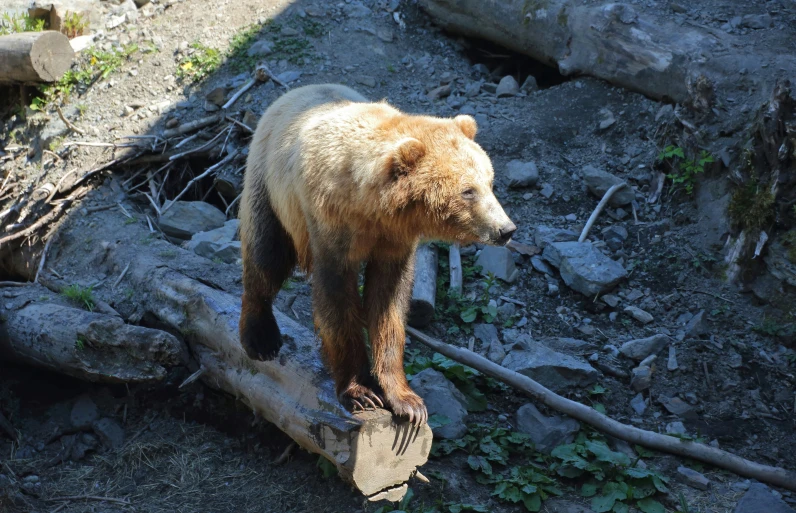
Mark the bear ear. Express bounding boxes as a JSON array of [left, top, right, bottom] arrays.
[[453, 115, 477, 140], [390, 137, 426, 179]]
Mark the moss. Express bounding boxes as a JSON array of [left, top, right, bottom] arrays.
[[728, 182, 775, 233]]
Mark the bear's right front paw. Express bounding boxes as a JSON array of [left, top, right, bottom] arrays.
[[385, 390, 427, 426], [239, 311, 283, 361]]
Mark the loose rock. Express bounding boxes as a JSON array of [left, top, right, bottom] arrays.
[[476, 246, 519, 283], [660, 396, 696, 418], [92, 418, 125, 449], [473, 323, 499, 348], [247, 40, 273, 57], [496, 75, 519, 97], [502, 344, 600, 391], [506, 160, 539, 188], [683, 310, 707, 338], [667, 345, 678, 371], [677, 466, 711, 490], [619, 334, 670, 361], [630, 365, 652, 392], [630, 393, 647, 415], [534, 225, 578, 249], [158, 201, 226, 240], [733, 483, 796, 513], [624, 305, 654, 324], [70, 395, 99, 430], [410, 369, 468, 439], [543, 242, 627, 296], [515, 403, 580, 453], [666, 421, 687, 436], [582, 166, 635, 206]]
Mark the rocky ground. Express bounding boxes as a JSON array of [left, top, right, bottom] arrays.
[[1, 0, 795, 512]]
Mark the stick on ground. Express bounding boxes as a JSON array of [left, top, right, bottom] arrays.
[[405, 325, 796, 492], [579, 182, 627, 242]]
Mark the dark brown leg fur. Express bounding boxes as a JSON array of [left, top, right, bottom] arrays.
[[239, 194, 296, 361], [312, 251, 384, 412], [364, 251, 427, 425]]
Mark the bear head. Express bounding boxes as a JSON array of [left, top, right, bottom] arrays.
[[381, 114, 516, 246]]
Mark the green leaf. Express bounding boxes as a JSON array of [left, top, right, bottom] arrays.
[[468, 455, 493, 475], [457, 381, 488, 412], [585, 440, 631, 466], [521, 484, 538, 495], [591, 494, 618, 513], [637, 498, 666, 513], [556, 466, 585, 478], [612, 502, 629, 513], [593, 403, 606, 414], [581, 482, 599, 497], [460, 307, 478, 323], [522, 493, 542, 512], [589, 384, 607, 395], [634, 445, 657, 458], [651, 476, 669, 493]]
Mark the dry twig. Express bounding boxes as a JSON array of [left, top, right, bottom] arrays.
[[160, 151, 238, 214], [56, 105, 85, 135], [579, 182, 627, 242]]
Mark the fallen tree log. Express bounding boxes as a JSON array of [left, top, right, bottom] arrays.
[[418, 0, 796, 106], [0, 31, 75, 83], [0, 283, 183, 383], [2, 206, 432, 500], [406, 326, 796, 492]]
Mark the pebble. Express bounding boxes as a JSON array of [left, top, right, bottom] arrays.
[[630, 393, 647, 415], [540, 183, 554, 199], [630, 366, 652, 392], [677, 466, 711, 490], [667, 345, 678, 371], [355, 75, 377, 88], [624, 305, 654, 324], [496, 75, 519, 97]]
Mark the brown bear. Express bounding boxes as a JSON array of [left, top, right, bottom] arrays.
[[239, 84, 516, 425]]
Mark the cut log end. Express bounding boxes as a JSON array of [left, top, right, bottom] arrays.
[[409, 243, 438, 328], [0, 32, 75, 84]]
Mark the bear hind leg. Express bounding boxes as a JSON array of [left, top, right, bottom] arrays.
[[239, 195, 297, 361]]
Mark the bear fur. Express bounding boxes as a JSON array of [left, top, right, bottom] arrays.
[[239, 84, 515, 424]]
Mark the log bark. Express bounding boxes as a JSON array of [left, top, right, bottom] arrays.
[[0, 32, 75, 83], [417, 0, 796, 106], [0, 283, 184, 383], [406, 326, 796, 493], [408, 243, 438, 328]]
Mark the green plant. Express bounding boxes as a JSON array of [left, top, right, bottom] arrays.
[[728, 181, 775, 233], [0, 12, 45, 35], [657, 146, 714, 195], [76, 103, 88, 117], [227, 23, 265, 72], [62, 284, 95, 312], [551, 433, 668, 513], [75, 336, 87, 350], [176, 42, 221, 82], [159, 249, 177, 258], [62, 11, 88, 39], [316, 455, 337, 479]]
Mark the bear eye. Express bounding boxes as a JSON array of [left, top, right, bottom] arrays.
[[462, 188, 476, 200]]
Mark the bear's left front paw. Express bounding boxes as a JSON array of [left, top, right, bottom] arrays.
[[385, 390, 427, 426]]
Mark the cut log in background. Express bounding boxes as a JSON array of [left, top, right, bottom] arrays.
[[0, 31, 75, 83], [408, 243, 438, 328]]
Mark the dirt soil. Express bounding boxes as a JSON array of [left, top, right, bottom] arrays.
[[1, 0, 795, 512]]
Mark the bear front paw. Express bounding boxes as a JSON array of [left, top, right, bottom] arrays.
[[239, 313, 283, 361], [339, 382, 385, 412], [385, 390, 427, 426]]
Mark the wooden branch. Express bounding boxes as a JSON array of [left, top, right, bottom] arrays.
[[0, 186, 86, 246], [0, 283, 183, 383], [579, 182, 627, 242], [449, 243, 463, 295], [0, 32, 75, 83], [408, 243, 438, 328], [163, 114, 222, 138], [405, 326, 796, 492]]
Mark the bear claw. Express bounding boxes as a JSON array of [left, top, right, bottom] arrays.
[[340, 383, 385, 412]]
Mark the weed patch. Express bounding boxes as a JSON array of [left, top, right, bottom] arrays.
[[62, 284, 95, 312]]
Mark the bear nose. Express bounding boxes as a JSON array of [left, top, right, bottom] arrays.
[[497, 222, 517, 244]]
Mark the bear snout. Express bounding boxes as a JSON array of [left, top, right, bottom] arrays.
[[495, 221, 517, 245]]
